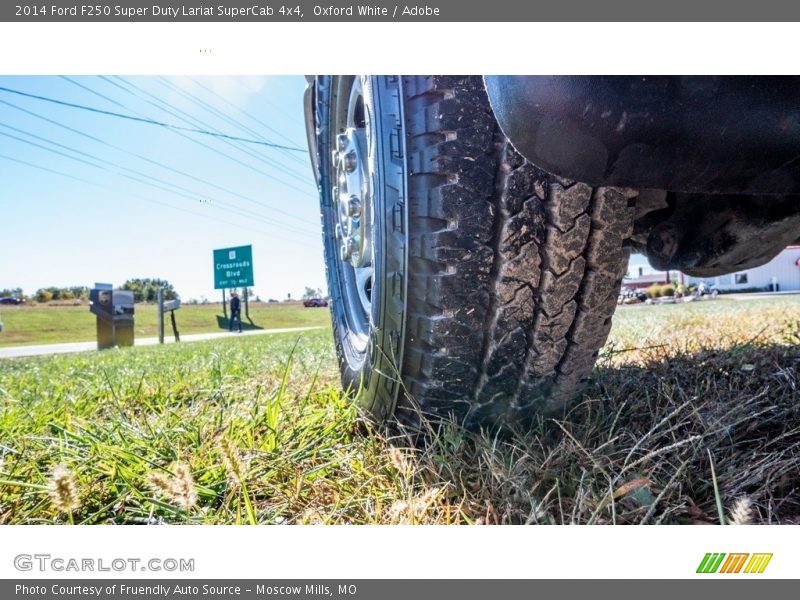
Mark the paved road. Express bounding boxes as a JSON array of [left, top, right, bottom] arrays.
[[0, 326, 324, 359]]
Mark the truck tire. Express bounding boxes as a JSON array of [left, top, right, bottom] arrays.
[[315, 75, 636, 429]]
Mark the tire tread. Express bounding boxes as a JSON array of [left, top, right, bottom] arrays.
[[397, 76, 636, 427]]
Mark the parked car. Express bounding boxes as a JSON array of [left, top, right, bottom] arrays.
[[695, 281, 720, 298], [303, 298, 328, 308], [0, 297, 24, 305], [618, 287, 648, 304], [304, 76, 800, 429]]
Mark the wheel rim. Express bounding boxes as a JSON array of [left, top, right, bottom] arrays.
[[329, 77, 374, 353]]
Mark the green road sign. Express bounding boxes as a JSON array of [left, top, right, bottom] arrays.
[[213, 245, 254, 289]]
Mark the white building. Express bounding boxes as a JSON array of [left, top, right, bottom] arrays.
[[686, 246, 800, 292]]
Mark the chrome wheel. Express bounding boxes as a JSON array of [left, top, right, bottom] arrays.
[[316, 75, 408, 420], [329, 77, 374, 352]]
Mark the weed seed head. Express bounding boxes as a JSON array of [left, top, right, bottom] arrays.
[[49, 465, 79, 513], [218, 438, 246, 484], [171, 462, 198, 510], [147, 463, 197, 510], [728, 497, 754, 525], [388, 446, 410, 475]]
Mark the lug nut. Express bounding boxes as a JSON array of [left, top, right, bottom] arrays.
[[344, 151, 358, 172], [347, 196, 362, 218], [340, 237, 358, 261], [336, 134, 348, 153]]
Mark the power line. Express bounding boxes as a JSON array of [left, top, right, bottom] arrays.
[[100, 76, 318, 197], [153, 76, 312, 180], [59, 75, 129, 110], [0, 84, 307, 152], [188, 76, 310, 168], [147, 76, 314, 187], [0, 125, 319, 239], [0, 152, 318, 248], [108, 75, 317, 196], [0, 152, 92, 184], [0, 96, 318, 229], [232, 76, 306, 131]]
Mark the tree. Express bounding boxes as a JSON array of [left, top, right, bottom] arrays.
[[121, 278, 178, 303], [69, 286, 89, 301], [302, 286, 323, 300]]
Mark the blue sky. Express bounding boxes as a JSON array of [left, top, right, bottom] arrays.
[[0, 75, 324, 301]]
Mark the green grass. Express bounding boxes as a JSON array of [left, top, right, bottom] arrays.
[[1, 296, 799, 524], [609, 295, 800, 351], [0, 329, 349, 524], [0, 302, 330, 347]]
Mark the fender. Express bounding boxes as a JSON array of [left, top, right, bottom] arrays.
[[303, 76, 321, 184], [484, 76, 800, 195]]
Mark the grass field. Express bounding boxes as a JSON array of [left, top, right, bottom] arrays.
[[1, 296, 799, 524], [0, 302, 331, 347]]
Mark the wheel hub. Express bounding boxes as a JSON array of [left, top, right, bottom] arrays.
[[332, 127, 372, 270]]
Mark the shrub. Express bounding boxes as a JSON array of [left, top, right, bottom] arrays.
[[660, 284, 676, 297], [646, 284, 662, 299], [35, 289, 53, 303]]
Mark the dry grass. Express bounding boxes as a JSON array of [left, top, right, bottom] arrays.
[[365, 299, 800, 525], [380, 339, 799, 525]]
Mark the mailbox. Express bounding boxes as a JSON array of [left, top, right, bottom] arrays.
[[89, 286, 135, 349], [163, 298, 181, 312]]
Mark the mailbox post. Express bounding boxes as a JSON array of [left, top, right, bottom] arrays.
[[157, 287, 181, 344], [157, 287, 165, 344], [89, 285, 135, 349]]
